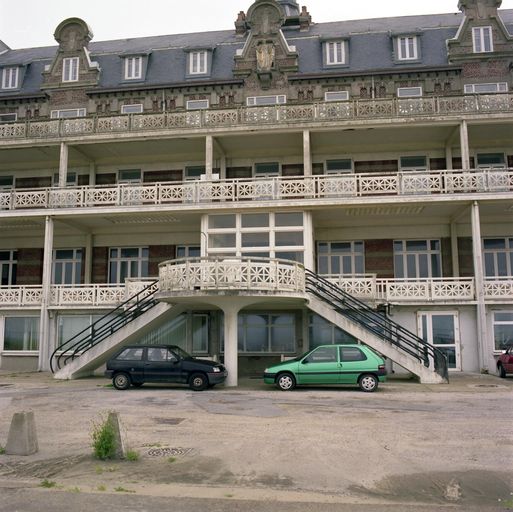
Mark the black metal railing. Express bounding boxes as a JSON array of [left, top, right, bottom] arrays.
[[305, 270, 448, 381], [50, 280, 159, 373]]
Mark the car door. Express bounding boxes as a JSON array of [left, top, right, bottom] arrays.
[[504, 347, 513, 373], [339, 346, 371, 384], [296, 346, 341, 385], [144, 347, 182, 383]]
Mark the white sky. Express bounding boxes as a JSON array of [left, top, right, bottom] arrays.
[[1, 0, 513, 49]]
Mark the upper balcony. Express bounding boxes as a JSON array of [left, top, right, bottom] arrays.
[[1, 94, 513, 144]]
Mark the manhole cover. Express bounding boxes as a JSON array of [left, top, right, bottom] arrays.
[[153, 417, 185, 425], [147, 447, 194, 457]]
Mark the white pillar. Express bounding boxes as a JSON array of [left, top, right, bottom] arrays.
[[303, 211, 315, 271], [38, 216, 54, 371], [89, 162, 96, 186], [223, 304, 240, 387], [205, 135, 213, 179], [84, 234, 93, 284], [303, 130, 312, 176], [471, 201, 488, 371], [459, 120, 470, 170], [58, 142, 68, 187], [450, 222, 460, 277]]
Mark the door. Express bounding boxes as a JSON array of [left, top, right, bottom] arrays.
[[418, 312, 461, 371], [296, 345, 341, 385], [144, 347, 182, 382]]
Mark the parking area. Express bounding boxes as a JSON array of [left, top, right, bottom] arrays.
[[0, 372, 512, 510]]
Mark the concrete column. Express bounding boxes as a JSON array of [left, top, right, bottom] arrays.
[[223, 304, 240, 387], [471, 201, 488, 371], [58, 142, 68, 187], [459, 120, 470, 170], [303, 130, 312, 176], [450, 222, 460, 277], [89, 162, 96, 186], [84, 233, 93, 284], [38, 216, 54, 371], [303, 211, 315, 271], [205, 135, 213, 179], [445, 144, 453, 170]]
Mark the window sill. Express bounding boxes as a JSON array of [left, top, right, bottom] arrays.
[[1, 351, 39, 356]]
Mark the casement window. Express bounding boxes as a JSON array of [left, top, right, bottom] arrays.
[[472, 26, 493, 53], [0, 250, 18, 286], [185, 166, 205, 180], [393, 240, 442, 279], [189, 51, 208, 75], [317, 241, 364, 276], [464, 83, 507, 94], [254, 162, 279, 177], [118, 169, 142, 184], [121, 104, 143, 114], [50, 108, 86, 119], [397, 87, 422, 98], [3, 317, 39, 351], [0, 175, 14, 189], [483, 238, 513, 277], [476, 153, 505, 169], [1, 67, 19, 89], [0, 113, 17, 123], [324, 91, 349, 102], [246, 95, 286, 106], [124, 56, 142, 80], [309, 314, 357, 348], [493, 312, 513, 351], [325, 41, 346, 66], [108, 247, 149, 284], [397, 36, 418, 60], [62, 57, 79, 82], [325, 159, 353, 174], [186, 99, 209, 110], [52, 172, 77, 187], [52, 249, 83, 285], [237, 313, 295, 353], [176, 245, 201, 258], [400, 156, 428, 172]]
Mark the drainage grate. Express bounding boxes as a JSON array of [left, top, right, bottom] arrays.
[[147, 447, 194, 457], [153, 417, 185, 425]]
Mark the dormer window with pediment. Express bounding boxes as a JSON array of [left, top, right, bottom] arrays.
[[1, 67, 19, 89], [473, 26, 493, 53], [62, 57, 79, 82], [124, 56, 142, 80]]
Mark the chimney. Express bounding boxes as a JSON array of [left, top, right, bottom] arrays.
[[235, 11, 247, 37], [299, 5, 312, 31]]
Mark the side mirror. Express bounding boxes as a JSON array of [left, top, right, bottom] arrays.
[[301, 359, 309, 365]]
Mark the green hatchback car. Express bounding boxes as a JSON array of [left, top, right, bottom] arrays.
[[264, 344, 386, 392]]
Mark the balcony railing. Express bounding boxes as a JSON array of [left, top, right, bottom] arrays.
[[1, 168, 511, 213], [1, 94, 513, 141]]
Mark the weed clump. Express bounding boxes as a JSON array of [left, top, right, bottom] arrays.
[[91, 413, 117, 460]]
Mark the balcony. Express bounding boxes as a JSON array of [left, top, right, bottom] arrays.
[[1, 94, 513, 142], [0, 168, 511, 213]]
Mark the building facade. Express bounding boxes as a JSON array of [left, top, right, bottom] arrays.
[[0, 0, 512, 384]]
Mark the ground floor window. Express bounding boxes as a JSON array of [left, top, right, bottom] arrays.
[[238, 313, 295, 353], [309, 314, 357, 348], [57, 314, 105, 348], [3, 317, 39, 351], [493, 312, 513, 351], [109, 247, 149, 283]]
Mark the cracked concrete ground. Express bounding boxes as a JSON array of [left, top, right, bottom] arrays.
[[0, 371, 512, 511]]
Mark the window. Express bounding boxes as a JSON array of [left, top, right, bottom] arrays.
[[254, 162, 279, 177], [419, 312, 460, 370], [57, 314, 104, 347], [397, 87, 422, 98], [50, 109, 86, 119], [185, 166, 205, 180], [397, 36, 418, 60], [483, 238, 513, 277], [0, 113, 17, 123], [394, 240, 442, 279], [0, 175, 14, 189], [189, 51, 208, 75], [147, 347, 177, 362], [2, 67, 19, 89], [324, 91, 349, 102], [62, 57, 79, 82], [53, 172, 77, 187], [176, 246, 201, 258], [0, 250, 17, 286], [476, 153, 505, 169], [325, 159, 352, 174], [340, 346, 367, 362], [192, 314, 209, 353], [473, 26, 493, 53], [109, 247, 149, 283], [400, 156, 428, 172], [317, 241, 364, 276], [304, 345, 338, 363], [238, 313, 295, 353], [493, 312, 513, 351], [121, 104, 143, 114], [186, 99, 209, 110], [309, 314, 357, 348], [464, 83, 507, 94], [246, 95, 286, 106], [118, 169, 142, 184], [124, 56, 142, 80], [3, 317, 39, 351], [52, 249, 83, 285], [115, 347, 144, 361], [325, 41, 345, 65]]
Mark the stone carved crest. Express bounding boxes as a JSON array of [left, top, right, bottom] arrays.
[[256, 43, 275, 72], [54, 18, 93, 51]]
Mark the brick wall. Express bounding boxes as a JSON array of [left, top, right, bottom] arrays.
[[16, 249, 43, 285], [226, 167, 252, 179], [16, 177, 52, 189], [282, 164, 304, 176], [144, 170, 183, 183], [354, 160, 398, 173], [365, 239, 394, 278], [92, 247, 108, 283], [149, 245, 175, 276], [458, 237, 474, 277]]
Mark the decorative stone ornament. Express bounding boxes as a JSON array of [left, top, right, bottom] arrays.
[[54, 18, 94, 52]]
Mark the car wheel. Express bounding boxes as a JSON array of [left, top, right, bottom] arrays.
[[359, 374, 378, 392], [132, 382, 143, 388], [189, 373, 208, 391], [113, 372, 131, 390], [498, 364, 506, 378], [276, 372, 296, 391]]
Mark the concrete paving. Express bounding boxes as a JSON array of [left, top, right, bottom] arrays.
[[0, 371, 512, 511]]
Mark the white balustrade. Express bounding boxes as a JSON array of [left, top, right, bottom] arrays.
[[484, 278, 513, 300], [324, 275, 377, 298]]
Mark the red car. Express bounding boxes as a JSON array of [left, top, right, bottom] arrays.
[[497, 346, 513, 378]]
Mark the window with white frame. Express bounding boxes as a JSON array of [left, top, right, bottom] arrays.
[[186, 99, 209, 110], [397, 36, 418, 60], [483, 238, 513, 277], [3, 317, 39, 351], [189, 51, 208, 75], [309, 313, 357, 348], [400, 156, 428, 172], [1, 67, 19, 89], [0, 175, 14, 189], [52, 172, 77, 187], [464, 83, 507, 94], [325, 159, 352, 174], [397, 87, 422, 98], [185, 166, 205, 180], [118, 169, 142, 184], [0, 250, 17, 286], [124, 56, 142, 80], [472, 26, 493, 53], [394, 240, 442, 279], [325, 41, 346, 65], [317, 241, 364, 276], [254, 162, 279, 177], [108, 247, 149, 284], [0, 113, 17, 123], [50, 108, 86, 119], [57, 314, 104, 348], [52, 249, 83, 285], [121, 104, 143, 114], [62, 57, 79, 82], [493, 311, 513, 351], [238, 313, 295, 353], [324, 91, 349, 102], [476, 153, 505, 169], [246, 95, 286, 106], [176, 245, 201, 258]]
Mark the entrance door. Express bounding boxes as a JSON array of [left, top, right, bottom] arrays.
[[418, 312, 461, 371]]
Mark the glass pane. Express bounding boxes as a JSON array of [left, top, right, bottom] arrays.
[[495, 312, 513, 322], [331, 242, 351, 253], [484, 239, 506, 250], [275, 252, 303, 263], [241, 251, 270, 259], [109, 262, 118, 283], [110, 248, 118, 258], [275, 212, 303, 227], [494, 324, 513, 351], [355, 256, 364, 274], [121, 248, 139, 258], [394, 255, 404, 278], [432, 315, 455, 345], [209, 233, 236, 249], [438, 347, 457, 369], [275, 232, 303, 246], [406, 240, 427, 251], [4, 317, 39, 351], [340, 346, 366, 362], [55, 249, 74, 259], [331, 256, 340, 274], [271, 315, 295, 352], [241, 232, 269, 248], [421, 315, 428, 343], [318, 256, 329, 274], [484, 253, 496, 276], [1, 265, 9, 286], [430, 240, 440, 251], [406, 254, 417, 278], [120, 261, 128, 282], [192, 315, 208, 353], [393, 241, 404, 252], [306, 346, 337, 363], [209, 215, 236, 229], [342, 256, 352, 274], [241, 213, 269, 228], [497, 253, 508, 276], [418, 254, 429, 278], [58, 315, 92, 347], [64, 262, 73, 284], [318, 243, 328, 254], [431, 254, 441, 278]]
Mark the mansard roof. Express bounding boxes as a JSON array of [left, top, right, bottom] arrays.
[[1, 8, 513, 98]]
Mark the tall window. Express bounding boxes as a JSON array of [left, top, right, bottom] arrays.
[[483, 238, 513, 277], [325, 41, 345, 65], [62, 57, 79, 82], [109, 247, 149, 283], [52, 249, 83, 285], [394, 240, 442, 279], [57, 314, 104, 347], [472, 26, 493, 53], [0, 250, 17, 286], [2, 67, 19, 89], [176, 246, 201, 258], [238, 313, 295, 353], [3, 317, 39, 351], [309, 314, 357, 348], [189, 51, 207, 75], [124, 56, 142, 80], [317, 241, 364, 276], [397, 36, 418, 60], [493, 312, 513, 351]]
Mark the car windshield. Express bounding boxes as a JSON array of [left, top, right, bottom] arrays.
[[173, 346, 192, 360]]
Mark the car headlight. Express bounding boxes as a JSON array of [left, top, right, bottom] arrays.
[[212, 367, 221, 373], [264, 368, 269, 373]]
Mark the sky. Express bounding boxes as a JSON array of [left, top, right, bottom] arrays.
[[2, 0, 513, 49]]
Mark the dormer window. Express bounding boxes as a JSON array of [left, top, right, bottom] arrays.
[[397, 36, 418, 60], [189, 51, 208, 75], [473, 26, 493, 53], [325, 41, 346, 66], [2, 67, 19, 89], [124, 56, 142, 80], [62, 57, 79, 82]]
